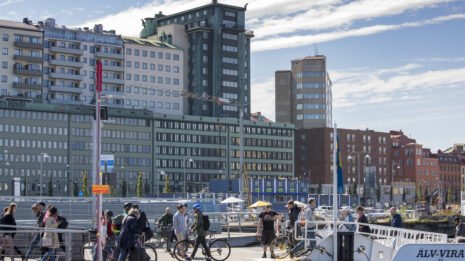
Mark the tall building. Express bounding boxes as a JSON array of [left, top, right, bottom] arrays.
[[42, 18, 125, 107], [275, 55, 332, 129], [0, 100, 294, 196], [140, 0, 253, 118], [122, 36, 184, 114], [0, 19, 43, 100]]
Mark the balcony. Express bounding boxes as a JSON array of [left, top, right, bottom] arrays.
[[14, 41, 43, 49], [13, 68, 42, 76], [102, 64, 124, 72], [49, 59, 83, 68], [95, 51, 123, 59], [49, 46, 83, 55], [49, 72, 83, 81], [102, 90, 125, 98], [49, 85, 83, 94], [13, 55, 42, 63], [13, 82, 43, 90], [102, 77, 124, 85]]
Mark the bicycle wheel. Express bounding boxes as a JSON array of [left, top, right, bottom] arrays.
[[173, 239, 194, 261], [272, 237, 291, 259], [144, 244, 158, 261], [81, 241, 95, 261], [208, 239, 231, 261]]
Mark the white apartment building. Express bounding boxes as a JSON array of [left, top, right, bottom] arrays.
[[123, 36, 183, 114], [0, 19, 43, 100]]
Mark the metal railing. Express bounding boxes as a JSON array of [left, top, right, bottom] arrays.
[[0, 224, 89, 261]]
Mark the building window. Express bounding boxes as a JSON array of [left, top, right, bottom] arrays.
[[173, 103, 180, 110], [1, 75, 7, 83], [158, 77, 163, 83], [165, 53, 171, 60], [134, 49, 139, 56], [134, 62, 139, 68], [126, 48, 132, 55], [150, 51, 155, 57], [2, 48, 7, 55], [142, 63, 147, 69], [173, 66, 179, 73], [134, 74, 139, 81], [165, 78, 171, 84], [142, 50, 147, 57], [158, 65, 163, 71], [1, 61, 7, 69], [173, 54, 180, 60], [150, 64, 155, 70], [126, 61, 131, 67], [126, 73, 131, 80], [173, 78, 179, 85], [2, 34, 8, 41]]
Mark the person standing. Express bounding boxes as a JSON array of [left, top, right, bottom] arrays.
[[257, 205, 280, 259], [454, 217, 465, 243], [356, 206, 371, 233], [41, 206, 61, 261], [341, 208, 356, 231], [25, 204, 45, 260], [303, 198, 317, 248], [172, 205, 187, 258], [185, 204, 211, 261], [0, 203, 23, 259], [287, 201, 301, 229], [117, 208, 140, 261], [390, 207, 403, 228]]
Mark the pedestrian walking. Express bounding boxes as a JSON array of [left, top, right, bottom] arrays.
[[117, 208, 140, 261], [185, 204, 211, 261], [0, 203, 23, 259], [41, 206, 61, 261], [172, 204, 187, 258], [25, 203, 46, 260], [256, 205, 280, 259], [390, 207, 403, 228]]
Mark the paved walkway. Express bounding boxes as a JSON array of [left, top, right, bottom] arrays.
[[157, 246, 292, 261]]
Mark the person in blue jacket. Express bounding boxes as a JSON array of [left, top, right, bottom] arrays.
[[390, 207, 403, 228]]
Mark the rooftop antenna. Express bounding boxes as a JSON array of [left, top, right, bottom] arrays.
[[313, 44, 319, 56]]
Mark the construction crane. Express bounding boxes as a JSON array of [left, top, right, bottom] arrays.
[[181, 90, 250, 204]]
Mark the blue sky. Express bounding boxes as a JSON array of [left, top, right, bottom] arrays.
[[1, 0, 464, 150]]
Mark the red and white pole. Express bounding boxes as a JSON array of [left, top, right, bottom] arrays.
[[95, 60, 103, 261]]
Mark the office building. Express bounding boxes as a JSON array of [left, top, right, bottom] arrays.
[[0, 100, 294, 196], [122, 36, 184, 114], [0, 19, 43, 100], [140, 0, 253, 118], [275, 55, 332, 129]]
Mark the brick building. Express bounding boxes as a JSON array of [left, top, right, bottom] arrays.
[[296, 127, 391, 194], [434, 153, 462, 203]]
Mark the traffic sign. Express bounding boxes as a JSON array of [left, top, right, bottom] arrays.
[[92, 185, 110, 194]]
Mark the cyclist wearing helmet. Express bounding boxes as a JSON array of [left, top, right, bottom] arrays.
[[113, 202, 132, 235], [185, 204, 211, 261]]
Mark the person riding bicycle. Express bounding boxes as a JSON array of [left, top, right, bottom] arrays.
[[185, 204, 211, 261], [157, 207, 174, 252]]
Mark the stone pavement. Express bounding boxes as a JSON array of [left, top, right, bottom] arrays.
[[157, 246, 292, 261]]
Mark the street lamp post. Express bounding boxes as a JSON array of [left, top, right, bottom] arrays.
[[183, 158, 193, 197], [348, 151, 370, 196], [66, 164, 70, 197], [39, 152, 50, 199]]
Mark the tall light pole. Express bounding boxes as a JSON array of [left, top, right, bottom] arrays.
[[348, 151, 370, 195], [183, 158, 193, 196], [66, 164, 70, 197], [39, 152, 50, 199]]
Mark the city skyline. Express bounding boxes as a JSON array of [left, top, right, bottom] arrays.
[[1, 0, 464, 150]]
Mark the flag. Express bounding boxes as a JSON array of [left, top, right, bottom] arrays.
[[336, 136, 344, 194], [96, 60, 102, 93]]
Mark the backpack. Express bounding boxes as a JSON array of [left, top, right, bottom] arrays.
[[57, 216, 68, 229], [202, 215, 210, 231]]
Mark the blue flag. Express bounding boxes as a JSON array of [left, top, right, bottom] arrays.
[[336, 136, 344, 194]]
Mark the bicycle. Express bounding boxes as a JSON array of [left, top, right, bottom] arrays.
[[81, 231, 157, 261], [172, 230, 231, 261], [272, 226, 322, 259], [152, 225, 175, 251]]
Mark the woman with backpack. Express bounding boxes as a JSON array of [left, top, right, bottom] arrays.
[[185, 204, 211, 261]]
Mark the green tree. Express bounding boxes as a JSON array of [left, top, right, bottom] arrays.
[[122, 180, 127, 197], [48, 175, 53, 196], [82, 171, 89, 197], [136, 172, 143, 197], [164, 175, 170, 193]]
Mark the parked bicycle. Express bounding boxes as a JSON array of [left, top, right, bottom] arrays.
[[272, 226, 323, 259], [172, 230, 230, 261]]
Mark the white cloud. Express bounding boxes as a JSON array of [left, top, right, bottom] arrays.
[[252, 13, 465, 52], [0, 0, 22, 7], [331, 64, 465, 108], [251, 77, 275, 120]]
